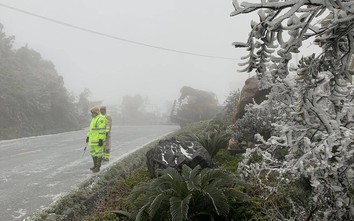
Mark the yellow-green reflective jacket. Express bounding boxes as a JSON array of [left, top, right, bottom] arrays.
[[103, 114, 112, 134], [87, 114, 106, 146]]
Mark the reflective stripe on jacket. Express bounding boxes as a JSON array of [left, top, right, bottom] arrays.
[[87, 114, 106, 146]]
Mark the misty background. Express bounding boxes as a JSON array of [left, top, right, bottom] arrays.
[[0, 0, 254, 114]]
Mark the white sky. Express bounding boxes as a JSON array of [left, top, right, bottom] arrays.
[[0, 0, 258, 110]]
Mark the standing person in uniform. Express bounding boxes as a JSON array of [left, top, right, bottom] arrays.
[[86, 106, 106, 173], [100, 106, 112, 162]]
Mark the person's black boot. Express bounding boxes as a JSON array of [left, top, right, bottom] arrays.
[[92, 157, 102, 173], [90, 157, 97, 171]]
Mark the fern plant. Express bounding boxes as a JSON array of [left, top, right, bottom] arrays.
[[188, 131, 231, 158], [126, 165, 249, 221]]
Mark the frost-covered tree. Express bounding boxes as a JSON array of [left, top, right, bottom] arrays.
[[224, 89, 241, 117], [232, 1, 354, 220]]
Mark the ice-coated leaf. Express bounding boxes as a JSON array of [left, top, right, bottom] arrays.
[[232, 41, 248, 48], [258, 9, 267, 21]]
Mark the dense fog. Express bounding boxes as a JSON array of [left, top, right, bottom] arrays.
[[0, 0, 252, 112]]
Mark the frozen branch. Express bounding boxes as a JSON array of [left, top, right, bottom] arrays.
[[231, 0, 324, 16]]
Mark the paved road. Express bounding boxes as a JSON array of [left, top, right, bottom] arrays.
[[0, 125, 179, 221]]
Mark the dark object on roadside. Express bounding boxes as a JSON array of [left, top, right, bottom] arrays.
[[146, 137, 214, 178]]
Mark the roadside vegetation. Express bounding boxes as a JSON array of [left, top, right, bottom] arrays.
[[81, 1, 354, 220], [25, 1, 354, 220], [79, 105, 270, 221]]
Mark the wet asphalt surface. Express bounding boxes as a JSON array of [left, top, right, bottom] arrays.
[[0, 125, 178, 220]]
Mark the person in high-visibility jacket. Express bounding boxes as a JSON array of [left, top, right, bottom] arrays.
[[100, 106, 112, 162], [86, 106, 106, 173]]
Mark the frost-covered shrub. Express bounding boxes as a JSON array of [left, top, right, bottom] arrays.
[[232, 1, 354, 220], [233, 103, 274, 144], [238, 71, 354, 221], [238, 71, 354, 220]]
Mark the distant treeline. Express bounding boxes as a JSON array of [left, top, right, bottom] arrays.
[[0, 23, 89, 140]]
